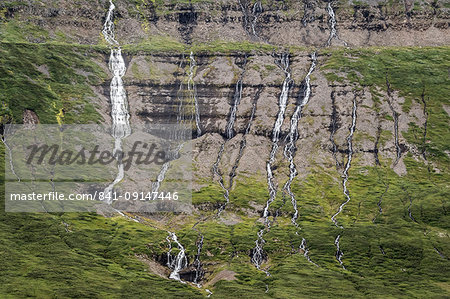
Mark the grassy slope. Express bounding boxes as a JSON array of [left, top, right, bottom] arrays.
[[0, 37, 449, 298]]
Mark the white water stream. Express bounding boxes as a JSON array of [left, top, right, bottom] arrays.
[[188, 51, 202, 137], [331, 95, 357, 228], [166, 231, 188, 282], [262, 53, 292, 223], [251, 54, 292, 273], [330, 95, 357, 268], [102, 0, 131, 202], [326, 2, 347, 47], [283, 52, 316, 226]]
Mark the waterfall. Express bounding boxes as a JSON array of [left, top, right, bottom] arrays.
[[213, 57, 254, 215], [331, 95, 357, 228], [166, 231, 188, 282], [330, 94, 357, 268], [334, 235, 345, 269], [188, 51, 202, 137], [326, 2, 347, 47], [251, 229, 270, 275], [280, 52, 320, 266], [152, 57, 189, 194], [212, 143, 230, 213], [225, 56, 246, 139], [408, 196, 417, 222], [238, 0, 263, 39], [251, 53, 292, 272], [283, 52, 316, 226], [300, 238, 318, 266], [152, 162, 170, 193], [102, 0, 131, 202], [221, 87, 261, 214], [251, 1, 263, 38], [263, 53, 292, 224], [193, 234, 205, 286]]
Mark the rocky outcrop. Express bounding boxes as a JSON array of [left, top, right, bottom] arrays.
[[2, 0, 449, 46], [87, 51, 429, 184]]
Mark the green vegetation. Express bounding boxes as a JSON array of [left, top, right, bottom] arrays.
[[0, 15, 449, 296], [323, 46, 450, 170], [123, 36, 279, 54], [0, 42, 106, 124]]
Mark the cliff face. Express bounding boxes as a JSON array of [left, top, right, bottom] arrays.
[[2, 0, 449, 46], [1, 0, 449, 298]]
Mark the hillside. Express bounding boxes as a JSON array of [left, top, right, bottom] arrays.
[[0, 0, 449, 298]]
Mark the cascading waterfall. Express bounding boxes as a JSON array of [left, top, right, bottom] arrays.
[[102, 0, 131, 202], [152, 58, 190, 194], [225, 56, 246, 139], [251, 229, 269, 275], [251, 1, 263, 38], [280, 52, 320, 266], [166, 231, 188, 282], [225, 87, 261, 204], [300, 238, 317, 266], [262, 53, 292, 224], [334, 235, 345, 269], [331, 94, 357, 268], [212, 143, 230, 213], [326, 2, 347, 47], [188, 51, 202, 137], [331, 95, 357, 228], [251, 53, 292, 273], [213, 58, 252, 215], [283, 52, 316, 226], [238, 0, 263, 39], [193, 234, 205, 287], [152, 162, 170, 193]]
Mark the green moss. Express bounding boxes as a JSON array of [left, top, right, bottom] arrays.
[[323, 47, 450, 170], [0, 42, 106, 124]]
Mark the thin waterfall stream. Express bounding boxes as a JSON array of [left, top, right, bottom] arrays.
[[263, 53, 292, 224], [188, 51, 202, 137], [283, 52, 316, 227], [166, 231, 188, 282], [192, 233, 205, 287], [251, 53, 292, 273], [331, 94, 357, 268], [212, 56, 256, 215], [282, 52, 318, 265], [102, 0, 131, 202], [326, 2, 347, 47], [239, 0, 263, 39]]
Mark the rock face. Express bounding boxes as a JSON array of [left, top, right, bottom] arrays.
[[1, 0, 449, 297], [89, 50, 426, 184], [2, 0, 449, 46]]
